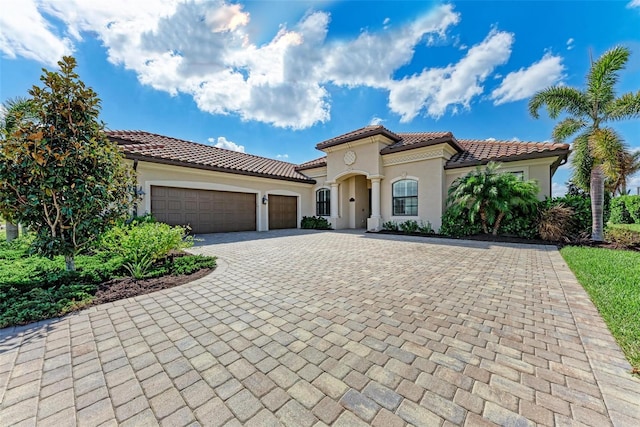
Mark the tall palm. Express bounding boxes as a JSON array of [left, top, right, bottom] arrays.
[[0, 97, 38, 242], [529, 46, 640, 241]]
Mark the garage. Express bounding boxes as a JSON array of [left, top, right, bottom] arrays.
[[151, 186, 256, 233], [268, 195, 298, 230]]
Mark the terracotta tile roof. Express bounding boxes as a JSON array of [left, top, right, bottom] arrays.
[[107, 130, 315, 183], [296, 156, 327, 171], [315, 125, 402, 150], [446, 139, 570, 168], [380, 131, 462, 154]]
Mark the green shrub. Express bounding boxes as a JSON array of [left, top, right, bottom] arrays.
[[399, 220, 419, 234], [382, 221, 399, 231], [627, 196, 640, 223], [300, 216, 332, 229], [605, 226, 640, 247], [418, 221, 434, 234], [610, 196, 633, 224], [498, 203, 539, 239], [439, 205, 481, 237], [100, 221, 193, 278], [171, 255, 217, 275]]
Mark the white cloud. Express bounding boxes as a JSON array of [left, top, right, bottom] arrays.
[[491, 52, 565, 105], [552, 181, 568, 197], [276, 154, 289, 159], [1, 2, 525, 128], [369, 116, 385, 125], [0, 0, 73, 65], [566, 38, 574, 50], [628, 0, 640, 8], [208, 136, 245, 152], [511, 137, 520, 142], [485, 137, 496, 141], [387, 29, 514, 121], [383, 17, 390, 25]]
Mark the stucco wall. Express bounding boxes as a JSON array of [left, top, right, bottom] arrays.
[[381, 157, 446, 230], [134, 161, 314, 231]]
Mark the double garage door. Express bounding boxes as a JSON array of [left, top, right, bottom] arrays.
[[151, 186, 296, 233]]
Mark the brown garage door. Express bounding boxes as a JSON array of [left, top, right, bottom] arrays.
[[268, 195, 297, 229], [151, 186, 256, 233]]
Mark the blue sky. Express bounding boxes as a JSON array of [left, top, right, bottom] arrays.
[[2, 0, 639, 195]]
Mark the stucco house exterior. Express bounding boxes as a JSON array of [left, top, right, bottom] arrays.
[[107, 125, 569, 233]]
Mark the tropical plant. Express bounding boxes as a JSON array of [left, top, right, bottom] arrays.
[[529, 46, 640, 241], [610, 150, 640, 195], [399, 220, 419, 234], [0, 56, 135, 271], [538, 204, 574, 242], [446, 162, 540, 235], [0, 97, 38, 242]]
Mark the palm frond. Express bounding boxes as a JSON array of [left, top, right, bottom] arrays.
[[605, 90, 640, 120], [589, 127, 627, 181], [586, 46, 629, 102], [528, 86, 589, 119], [551, 117, 587, 142]]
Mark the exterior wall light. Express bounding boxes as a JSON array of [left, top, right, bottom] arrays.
[[262, 195, 268, 205]]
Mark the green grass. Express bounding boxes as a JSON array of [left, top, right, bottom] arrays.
[[560, 246, 640, 370], [608, 223, 640, 232]]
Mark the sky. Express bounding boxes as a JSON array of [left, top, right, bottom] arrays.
[[1, 0, 639, 196]]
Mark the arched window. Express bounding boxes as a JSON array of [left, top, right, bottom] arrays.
[[392, 179, 418, 216], [316, 188, 330, 216]]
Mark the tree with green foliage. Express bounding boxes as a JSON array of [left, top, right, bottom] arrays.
[[0, 97, 38, 242], [529, 46, 640, 241], [446, 162, 540, 236], [0, 56, 135, 271]]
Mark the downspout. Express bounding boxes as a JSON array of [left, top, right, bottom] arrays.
[[132, 159, 139, 218]]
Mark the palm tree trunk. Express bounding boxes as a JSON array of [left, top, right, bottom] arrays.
[[492, 212, 506, 236], [6, 222, 18, 242], [479, 209, 488, 234], [590, 166, 605, 241]]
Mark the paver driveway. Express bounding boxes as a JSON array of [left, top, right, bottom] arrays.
[[1, 230, 639, 426]]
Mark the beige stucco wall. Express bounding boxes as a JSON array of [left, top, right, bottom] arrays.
[[444, 158, 556, 201], [134, 161, 314, 231], [380, 156, 447, 231]]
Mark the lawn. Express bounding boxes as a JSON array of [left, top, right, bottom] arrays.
[[560, 246, 640, 370]]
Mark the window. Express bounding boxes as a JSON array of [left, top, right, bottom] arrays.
[[316, 188, 330, 216], [392, 179, 418, 216], [510, 171, 524, 181]]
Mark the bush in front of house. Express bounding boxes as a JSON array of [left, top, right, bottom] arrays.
[[382, 220, 434, 234], [99, 219, 194, 279], [300, 216, 332, 229]]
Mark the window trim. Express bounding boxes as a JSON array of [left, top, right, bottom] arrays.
[[316, 188, 331, 217], [391, 178, 418, 216]]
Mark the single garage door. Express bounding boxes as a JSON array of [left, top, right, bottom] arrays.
[[268, 195, 297, 229], [151, 186, 256, 233]]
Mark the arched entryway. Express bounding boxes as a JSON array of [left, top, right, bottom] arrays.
[[329, 171, 382, 230]]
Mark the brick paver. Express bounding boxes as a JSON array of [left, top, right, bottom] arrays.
[[1, 230, 639, 425]]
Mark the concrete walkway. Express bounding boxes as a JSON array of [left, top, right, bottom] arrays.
[[1, 230, 638, 426]]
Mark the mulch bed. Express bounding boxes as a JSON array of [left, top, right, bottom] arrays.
[[89, 267, 216, 306]]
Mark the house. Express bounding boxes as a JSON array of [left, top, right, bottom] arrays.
[[107, 125, 569, 233]]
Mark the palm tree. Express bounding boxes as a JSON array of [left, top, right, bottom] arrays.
[[610, 150, 640, 195], [0, 97, 37, 242], [447, 162, 540, 235], [529, 46, 640, 241]]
